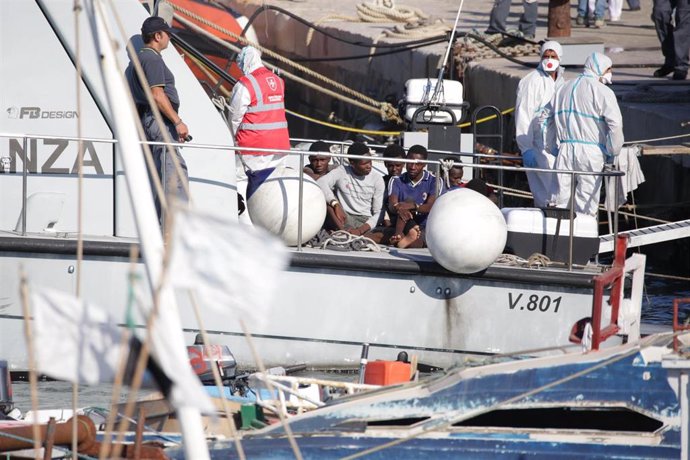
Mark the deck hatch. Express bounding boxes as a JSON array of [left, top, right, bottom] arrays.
[[453, 407, 662, 432]]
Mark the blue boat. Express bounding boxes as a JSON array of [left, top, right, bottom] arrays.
[[167, 332, 690, 458]]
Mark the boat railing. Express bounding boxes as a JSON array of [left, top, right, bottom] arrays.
[[1, 132, 624, 270]]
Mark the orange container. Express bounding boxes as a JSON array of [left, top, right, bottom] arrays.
[[364, 360, 411, 386]]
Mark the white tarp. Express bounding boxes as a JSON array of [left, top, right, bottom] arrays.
[[31, 288, 123, 385], [168, 208, 289, 329]]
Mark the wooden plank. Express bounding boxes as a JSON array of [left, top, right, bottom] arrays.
[[641, 145, 690, 156]]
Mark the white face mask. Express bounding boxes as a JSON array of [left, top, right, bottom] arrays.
[[541, 58, 560, 72], [600, 72, 613, 85]]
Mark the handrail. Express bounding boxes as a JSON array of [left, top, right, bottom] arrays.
[[673, 298, 690, 352], [590, 235, 628, 350], [1, 132, 624, 267]]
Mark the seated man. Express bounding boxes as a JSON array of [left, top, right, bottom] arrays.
[[317, 142, 384, 236], [388, 145, 438, 248], [465, 178, 499, 205], [440, 156, 465, 193], [381, 144, 406, 227], [304, 140, 333, 180]]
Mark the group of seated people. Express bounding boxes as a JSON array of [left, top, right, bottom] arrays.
[[306, 140, 495, 248]]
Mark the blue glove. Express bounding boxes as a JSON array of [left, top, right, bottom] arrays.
[[522, 149, 537, 168]]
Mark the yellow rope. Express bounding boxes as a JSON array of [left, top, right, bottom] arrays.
[[458, 107, 514, 128], [286, 110, 403, 135]]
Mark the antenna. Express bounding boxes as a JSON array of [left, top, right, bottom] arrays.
[[432, 0, 465, 100]]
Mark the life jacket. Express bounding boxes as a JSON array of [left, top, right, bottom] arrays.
[[235, 67, 290, 155]]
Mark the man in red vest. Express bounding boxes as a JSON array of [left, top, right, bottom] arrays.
[[226, 46, 290, 174]]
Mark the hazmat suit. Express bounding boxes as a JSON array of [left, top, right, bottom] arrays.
[[542, 52, 624, 216], [515, 40, 565, 207]]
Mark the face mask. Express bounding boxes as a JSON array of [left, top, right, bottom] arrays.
[[541, 58, 560, 72], [600, 72, 613, 85]]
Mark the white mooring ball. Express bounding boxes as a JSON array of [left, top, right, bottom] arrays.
[[426, 188, 507, 274], [247, 167, 326, 246]]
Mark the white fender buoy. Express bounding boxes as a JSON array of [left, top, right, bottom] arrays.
[[246, 166, 326, 246], [426, 188, 507, 274]]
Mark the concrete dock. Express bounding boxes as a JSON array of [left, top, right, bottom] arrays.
[[224, 0, 688, 142]]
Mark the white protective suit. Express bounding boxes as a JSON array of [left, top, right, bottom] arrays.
[[226, 46, 286, 178], [544, 52, 624, 216], [515, 41, 565, 207]]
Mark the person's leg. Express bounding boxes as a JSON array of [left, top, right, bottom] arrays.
[[390, 215, 407, 245], [519, 0, 538, 38], [573, 149, 604, 217], [525, 151, 556, 208], [163, 121, 190, 206], [626, 0, 640, 9], [576, 0, 588, 24], [608, 0, 623, 21], [552, 146, 574, 209], [652, 0, 676, 74], [486, 0, 511, 34], [594, 0, 607, 24], [672, 0, 690, 78]]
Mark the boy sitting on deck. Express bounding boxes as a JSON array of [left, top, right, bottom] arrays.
[[387, 145, 438, 248]]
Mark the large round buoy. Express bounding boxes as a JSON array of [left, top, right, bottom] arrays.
[[246, 167, 326, 246], [426, 188, 507, 274]]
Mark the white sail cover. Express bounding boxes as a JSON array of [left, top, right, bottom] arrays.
[[32, 288, 122, 385], [168, 208, 289, 329]]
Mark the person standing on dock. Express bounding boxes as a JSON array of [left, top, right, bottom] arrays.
[[485, 0, 538, 43], [515, 40, 565, 208], [126, 16, 190, 218], [651, 0, 689, 80], [226, 45, 291, 173], [544, 52, 624, 216]]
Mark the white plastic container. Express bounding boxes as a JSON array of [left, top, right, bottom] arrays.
[[500, 208, 599, 264], [404, 78, 464, 124]]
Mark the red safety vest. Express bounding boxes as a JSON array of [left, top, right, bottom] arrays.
[[235, 67, 290, 155]]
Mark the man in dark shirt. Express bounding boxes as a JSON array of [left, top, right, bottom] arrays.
[[125, 16, 189, 219], [387, 145, 438, 248]]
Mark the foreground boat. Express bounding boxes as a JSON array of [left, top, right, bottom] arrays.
[[166, 328, 690, 459]]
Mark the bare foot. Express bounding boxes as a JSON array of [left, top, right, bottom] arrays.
[[396, 226, 420, 249], [389, 234, 403, 246]]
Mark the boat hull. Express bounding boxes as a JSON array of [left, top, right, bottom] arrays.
[[0, 237, 627, 371]]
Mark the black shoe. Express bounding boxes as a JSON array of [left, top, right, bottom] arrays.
[[673, 70, 688, 80], [628, 6, 641, 11], [497, 36, 521, 47], [653, 66, 674, 77]]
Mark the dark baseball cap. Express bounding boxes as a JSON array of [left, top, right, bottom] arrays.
[[141, 16, 172, 36]]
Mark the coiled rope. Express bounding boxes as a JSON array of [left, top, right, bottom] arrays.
[[306, 0, 450, 65]]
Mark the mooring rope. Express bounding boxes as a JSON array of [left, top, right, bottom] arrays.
[[167, 1, 402, 122]]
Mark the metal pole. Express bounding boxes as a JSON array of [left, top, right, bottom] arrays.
[[357, 343, 370, 385], [681, 372, 689, 460], [21, 137, 28, 236], [297, 153, 305, 251], [614, 175, 620, 238], [547, 0, 571, 37], [568, 171, 575, 271]]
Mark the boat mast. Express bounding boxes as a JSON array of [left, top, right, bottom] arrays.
[[88, 1, 210, 458]]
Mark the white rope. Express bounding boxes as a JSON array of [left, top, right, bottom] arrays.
[[307, 0, 448, 45], [320, 230, 385, 252]]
